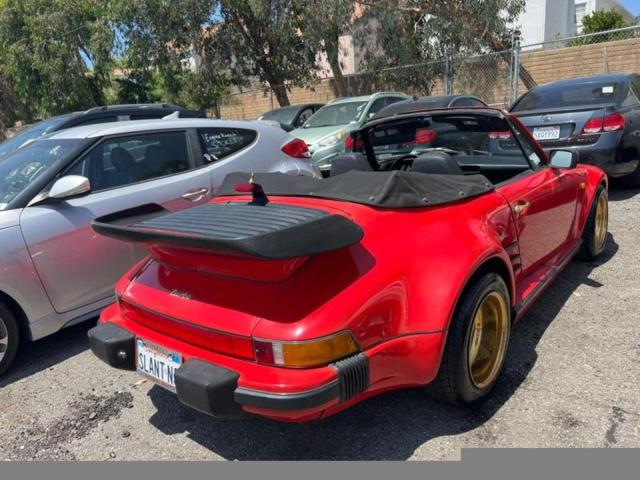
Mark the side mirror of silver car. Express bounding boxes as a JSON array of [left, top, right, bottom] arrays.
[[48, 175, 91, 200]]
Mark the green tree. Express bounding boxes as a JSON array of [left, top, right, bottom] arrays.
[[218, 0, 318, 106], [302, 0, 356, 97], [113, 0, 231, 112], [0, 0, 115, 121], [582, 9, 631, 33], [569, 9, 633, 46], [355, 0, 534, 93]]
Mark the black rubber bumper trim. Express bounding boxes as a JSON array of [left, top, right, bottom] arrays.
[[87, 323, 136, 371], [174, 359, 250, 419], [234, 381, 340, 411]]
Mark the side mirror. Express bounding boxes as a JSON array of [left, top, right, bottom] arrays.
[[49, 175, 91, 200], [549, 150, 577, 169]]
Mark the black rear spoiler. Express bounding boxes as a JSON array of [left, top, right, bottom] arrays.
[[91, 202, 363, 260]]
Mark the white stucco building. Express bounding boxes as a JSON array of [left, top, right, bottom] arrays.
[[517, 0, 635, 45]]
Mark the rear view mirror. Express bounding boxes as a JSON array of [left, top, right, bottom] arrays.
[[549, 150, 577, 169], [49, 175, 91, 200]]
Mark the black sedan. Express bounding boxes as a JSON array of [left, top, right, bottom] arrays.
[[510, 73, 640, 187], [257, 103, 325, 132]]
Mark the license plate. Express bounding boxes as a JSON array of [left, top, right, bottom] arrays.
[[532, 126, 560, 141], [136, 338, 182, 391]]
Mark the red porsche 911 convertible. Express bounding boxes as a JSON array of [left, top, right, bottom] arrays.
[[88, 107, 608, 422]]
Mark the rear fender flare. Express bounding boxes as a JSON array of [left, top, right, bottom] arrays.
[[577, 166, 608, 236]]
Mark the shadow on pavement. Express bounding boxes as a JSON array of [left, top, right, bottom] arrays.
[[147, 237, 619, 460], [0, 320, 95, 389], [607, 178, 639, 202]]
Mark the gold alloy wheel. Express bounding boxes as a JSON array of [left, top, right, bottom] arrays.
[[594, 193, 608, 252], [467, 291, 509, 389]]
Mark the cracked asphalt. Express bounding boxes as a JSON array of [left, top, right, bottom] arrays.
[[0, 186, 638, 461]]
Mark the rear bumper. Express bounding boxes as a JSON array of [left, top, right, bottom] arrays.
[[89, 303, 446, 422], [88, 322, 371, 420]]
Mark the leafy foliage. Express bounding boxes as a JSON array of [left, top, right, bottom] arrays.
[[216, 0, 318, 106], [0, 0, 115, 121], [354, 0, 525, 94], [582, 9, 632, 33], [568, 10, 634, 46], [302, 0, 357, 96]]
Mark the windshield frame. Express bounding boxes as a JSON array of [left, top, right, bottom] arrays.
[[356, 109, 542, 173], [0, 137, 93, 211]]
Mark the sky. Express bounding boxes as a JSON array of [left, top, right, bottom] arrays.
[[619, 0, 640, 17]]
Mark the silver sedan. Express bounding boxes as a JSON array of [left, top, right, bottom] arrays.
[[0, 118, 320, 376]]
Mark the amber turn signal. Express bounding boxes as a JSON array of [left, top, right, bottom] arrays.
[[254, 331, 359, 368]]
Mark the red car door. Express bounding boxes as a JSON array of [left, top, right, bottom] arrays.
[[498, 166, 586, 279]]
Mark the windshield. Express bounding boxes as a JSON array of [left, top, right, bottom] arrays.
[[259, 106, 299, 124], [0, 116, 70, 160], [356, 114, 532, 169], [512, 81, 621, 111], [0, 138, 87, 210], [303, 102, 367, 128]]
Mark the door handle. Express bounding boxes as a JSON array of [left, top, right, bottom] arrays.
[[182, 188, 209, 202], [514, 201, 530, 215]]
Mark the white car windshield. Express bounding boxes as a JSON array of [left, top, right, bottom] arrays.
[[0, 138, 88, 209]]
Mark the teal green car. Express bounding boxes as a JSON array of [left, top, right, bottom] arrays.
[[291, 92, 411, 173]]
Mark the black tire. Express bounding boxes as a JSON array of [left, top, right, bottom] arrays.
[[428, 273, 511, 406], [0, 302, 19, 377], [578, 185, 608, 261]]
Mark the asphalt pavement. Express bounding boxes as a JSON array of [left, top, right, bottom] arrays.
[[0, 186, 638, 460]]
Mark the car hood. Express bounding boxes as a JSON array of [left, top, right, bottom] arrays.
[[0, 208, 21, 231], [290, 125, 352, 145]]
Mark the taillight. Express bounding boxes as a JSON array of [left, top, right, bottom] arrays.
[[345, 134, 363, 150], [603, 113, 625, 131], [414, 128, 437, 144], [582, 117, 604, 134], [253, 331, 359, 368], [281, 138, 310, 159], [582, 113, 624, 134], [489, 131, 512, 139]]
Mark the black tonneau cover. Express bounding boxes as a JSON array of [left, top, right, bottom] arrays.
[[217, 171, 493, 208], [92, 202, 363, 260]]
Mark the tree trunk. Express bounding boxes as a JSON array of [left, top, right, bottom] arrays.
[[271, 83, 290, 107], [326, 42, 348, 97]]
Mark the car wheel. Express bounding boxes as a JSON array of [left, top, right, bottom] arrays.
[[0, 302, 19, 377], [428, 273, 511, 406], [579, 185, 608, 261]]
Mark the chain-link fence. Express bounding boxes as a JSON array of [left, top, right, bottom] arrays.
[[218, 25, 640, 119]]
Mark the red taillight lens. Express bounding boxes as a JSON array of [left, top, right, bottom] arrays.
[[489, 131, 512, 139], [603, 113, 625, 132], [281, 138, 310, 159], [582, 117, 604, 134], [121, 301, 255, 360], [414, 128, 437, 144], [344, 134, 363, 150]]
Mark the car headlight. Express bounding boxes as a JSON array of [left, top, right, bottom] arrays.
[[253, 331, 359, 368], [317, 131, 347, 148]]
